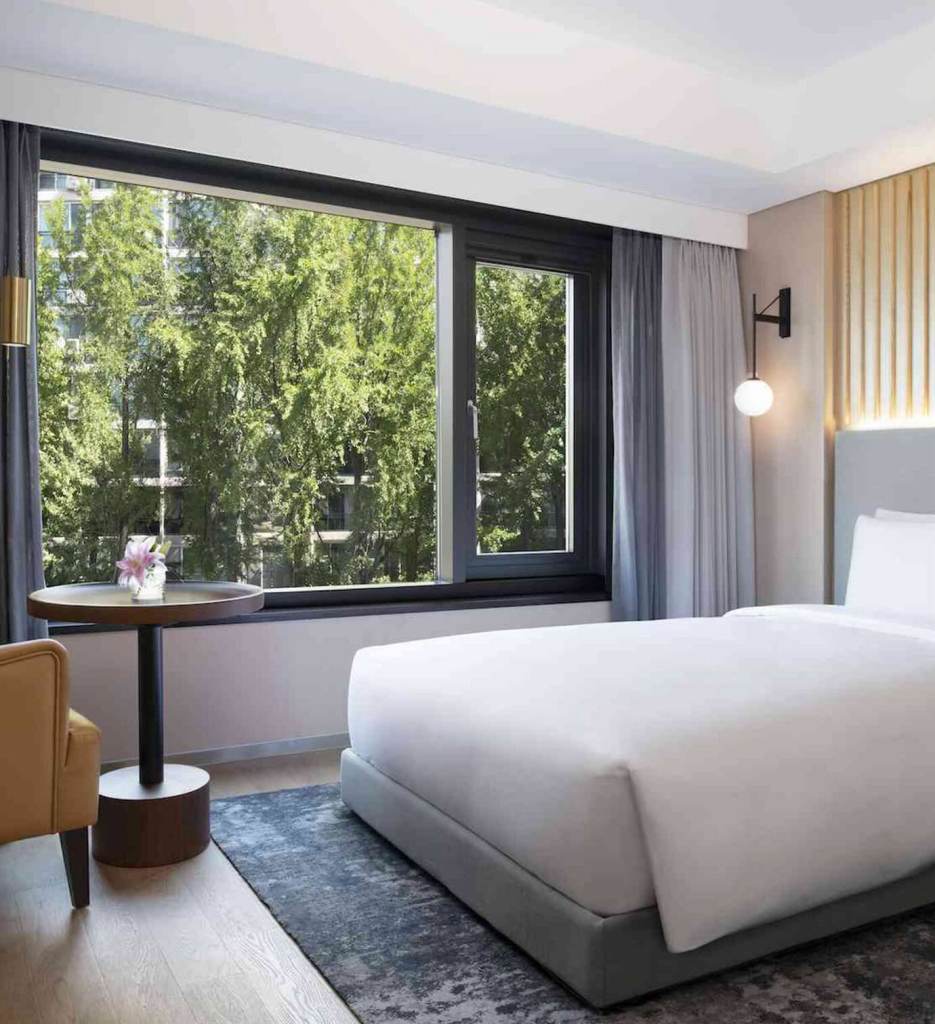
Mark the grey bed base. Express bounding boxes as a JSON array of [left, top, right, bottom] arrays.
[[341, 748, 935, 1009]]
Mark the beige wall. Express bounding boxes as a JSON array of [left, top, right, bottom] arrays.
[[742, 166, 935, 604], [61, 600, 611, 765], [739, 192, 835, 605]]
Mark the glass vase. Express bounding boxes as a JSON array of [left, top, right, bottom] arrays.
[[129, 563, 167, 601]]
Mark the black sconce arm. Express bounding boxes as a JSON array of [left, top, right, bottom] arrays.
[[750, 287, 791, 377], [753, 287, 791, 338]]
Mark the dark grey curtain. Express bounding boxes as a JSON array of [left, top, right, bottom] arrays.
[[1, 122, 46, 642], [611, 229, 664, 621]]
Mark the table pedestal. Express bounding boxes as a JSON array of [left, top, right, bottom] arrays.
[[92, 624, 211, 867], [92, 764, 210, 867], [138, 624, 164, 785]]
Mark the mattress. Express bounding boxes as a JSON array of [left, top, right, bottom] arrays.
[[349, 621, 659, 917]]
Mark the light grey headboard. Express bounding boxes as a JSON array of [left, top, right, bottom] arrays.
[[834, 428, 935, 603]]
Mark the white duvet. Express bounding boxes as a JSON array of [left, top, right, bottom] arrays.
[[348, 605, 935, 953]]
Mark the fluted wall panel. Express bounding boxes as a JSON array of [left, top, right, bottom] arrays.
[[836, 165, 934, 425]]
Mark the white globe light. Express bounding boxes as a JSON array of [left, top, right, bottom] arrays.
[[734, 377, 774, 417]]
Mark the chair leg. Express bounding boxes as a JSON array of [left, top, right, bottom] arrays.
[[59, 827, 90, 908]]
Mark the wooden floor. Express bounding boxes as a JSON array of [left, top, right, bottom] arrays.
[[0, 750, 359, 1024]]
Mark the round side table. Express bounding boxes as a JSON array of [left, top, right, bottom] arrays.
[[28, 581, 264, 867]]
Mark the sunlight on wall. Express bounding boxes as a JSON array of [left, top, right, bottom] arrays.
[[842, 417, 935, 431], [835, 163, 935, 429]]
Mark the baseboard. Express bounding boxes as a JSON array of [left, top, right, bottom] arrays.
[[102, 732, 350, 771]]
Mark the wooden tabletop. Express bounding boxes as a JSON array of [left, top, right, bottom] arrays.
[[27, 581, 265, 626]]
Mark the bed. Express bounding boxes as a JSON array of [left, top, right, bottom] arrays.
[[340, 428, 935, 1008]]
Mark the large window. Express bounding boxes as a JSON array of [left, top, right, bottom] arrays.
[[37, 174, 436, 589], [35, 146, 608, 606]]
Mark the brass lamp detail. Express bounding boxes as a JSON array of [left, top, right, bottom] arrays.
[[0, 275, 32, 347]]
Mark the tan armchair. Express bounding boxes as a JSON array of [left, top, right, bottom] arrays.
[[0, 639, 101, 907]]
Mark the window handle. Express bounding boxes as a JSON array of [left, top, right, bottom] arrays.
[[467, 399, 479, 440]]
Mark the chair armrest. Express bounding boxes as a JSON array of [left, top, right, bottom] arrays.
[[57, 710, 101, 832]]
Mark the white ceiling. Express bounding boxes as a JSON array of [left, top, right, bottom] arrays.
[[6, 0, 935, 216], [486, 0, 935, 80]]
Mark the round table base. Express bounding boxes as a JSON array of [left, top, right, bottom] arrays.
[[92, 764, 211, 867]]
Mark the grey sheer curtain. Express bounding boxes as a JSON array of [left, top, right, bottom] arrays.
[[611, 229, 664, 620], [1, 122, 46, 642], [660, 237, 754, 617]]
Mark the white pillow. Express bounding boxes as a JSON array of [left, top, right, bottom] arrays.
[[846, 514, 935, 617], [875, 507, 935, 523]]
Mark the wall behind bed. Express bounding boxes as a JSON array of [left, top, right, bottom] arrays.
[[739, 193, 835, 605], [743, 160, 935, 607], [831, 163, 935, 594]]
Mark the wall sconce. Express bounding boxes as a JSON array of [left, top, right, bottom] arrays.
[[0, 275, 32, 348], [734, 287, 791, 417]]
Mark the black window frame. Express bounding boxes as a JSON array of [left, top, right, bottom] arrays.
[[38, 129, 612, 625], [464, 231, 601, 579]]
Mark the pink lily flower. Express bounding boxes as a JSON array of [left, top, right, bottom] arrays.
[[116, 536, 166, 587]]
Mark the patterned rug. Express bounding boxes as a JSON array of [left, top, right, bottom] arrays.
[[211, 784, 935, 1023]]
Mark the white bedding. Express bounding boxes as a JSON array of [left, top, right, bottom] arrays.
[[347, 605, 935, 953]]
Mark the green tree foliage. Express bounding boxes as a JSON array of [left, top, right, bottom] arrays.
[[37, 182, 436, 587], [161, 196, 436, 585], [475, 265, 568, 553]]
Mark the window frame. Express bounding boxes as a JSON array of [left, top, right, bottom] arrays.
[[463, 232, 598, 579], [38, 129, 612, 622]]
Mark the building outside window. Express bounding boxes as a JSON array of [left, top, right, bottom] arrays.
[[39, 171, 74, 191]]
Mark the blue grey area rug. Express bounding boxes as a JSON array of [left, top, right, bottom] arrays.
[[211, 785, 935, 1023]]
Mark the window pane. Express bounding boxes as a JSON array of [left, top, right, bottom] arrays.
[[36, 172, 438, 589], [475, 263, 571, 554]]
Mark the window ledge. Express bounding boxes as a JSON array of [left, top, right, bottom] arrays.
[[47, 576, 609, 635]]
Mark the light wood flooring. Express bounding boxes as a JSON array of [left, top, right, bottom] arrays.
[[0, 749, 358, 1024]]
